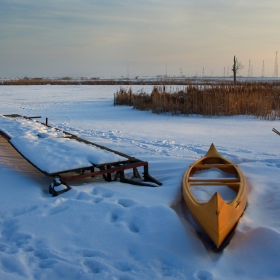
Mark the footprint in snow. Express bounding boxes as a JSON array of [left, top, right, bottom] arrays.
[[114, 260, 135, 272], [76, 192, 92, 201], [80, 249, 108, 259], [21, 244, 34, 252], [117, 199, 136, 208], [83, 259, 111, 274], [33, 247, 69, 269], [1, 219, 19, 239], [76, 191, 104, 203], [193, 269, 214, 280], [92, 187, 114, 198], [48, 204, 69, 216], [109, 211, 140, 233], [11, 205, 38, 218], [13, 232, 33, 247], [128, 222, 140, 233], [0, 242, 18, 254], [38, 258, 57, 269], [111, 212, 119, 223], [93, 197, 104, 204]]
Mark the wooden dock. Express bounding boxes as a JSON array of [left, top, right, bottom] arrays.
[[0, 114, 162, 196]]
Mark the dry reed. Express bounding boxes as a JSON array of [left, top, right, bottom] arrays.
[[114, 82, 280, 120]]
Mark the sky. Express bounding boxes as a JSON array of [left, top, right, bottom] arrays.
[[0, 0, 279, 78]]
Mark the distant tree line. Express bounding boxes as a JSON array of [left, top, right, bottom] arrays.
[[1, 77, 244, 86]]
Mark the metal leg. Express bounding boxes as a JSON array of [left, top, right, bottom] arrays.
[[119, 171, 125, 182], [107, 165, 112, 182], [133, 168, 141, 179], [143, 165, 149, 181], [143, 164, 162, 186], [49, 177, 71, 197]]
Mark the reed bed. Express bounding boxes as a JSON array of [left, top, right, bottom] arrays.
[[114, 82, 280, 120]]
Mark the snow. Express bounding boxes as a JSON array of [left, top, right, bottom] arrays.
[[0, 115, 127, 174], [190, 185, 237, 203], [190, 168, 237, 202], [1, 85, 280, 279], [191, 168, 237, 179]]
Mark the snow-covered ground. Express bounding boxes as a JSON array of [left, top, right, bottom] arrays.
[[0, 85, 280, 280]]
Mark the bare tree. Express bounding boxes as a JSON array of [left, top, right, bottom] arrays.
[[232, 56, 244, 83]]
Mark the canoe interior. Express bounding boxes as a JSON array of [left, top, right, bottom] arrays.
[[188, 158, 240, 200]]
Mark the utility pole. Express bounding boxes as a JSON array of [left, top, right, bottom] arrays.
[[248, 60, 251, 77], [127, 62, 130, 79], [262, 61, 265, 77], [274, 51, 278, 78]]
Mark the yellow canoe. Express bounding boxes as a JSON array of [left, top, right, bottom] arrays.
[[182, 143, 247, 248]]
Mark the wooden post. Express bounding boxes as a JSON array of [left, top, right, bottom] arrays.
[[46, 118, 48, 126]]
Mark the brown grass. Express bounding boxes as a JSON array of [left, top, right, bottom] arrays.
[[114, 82, 280, 120]]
